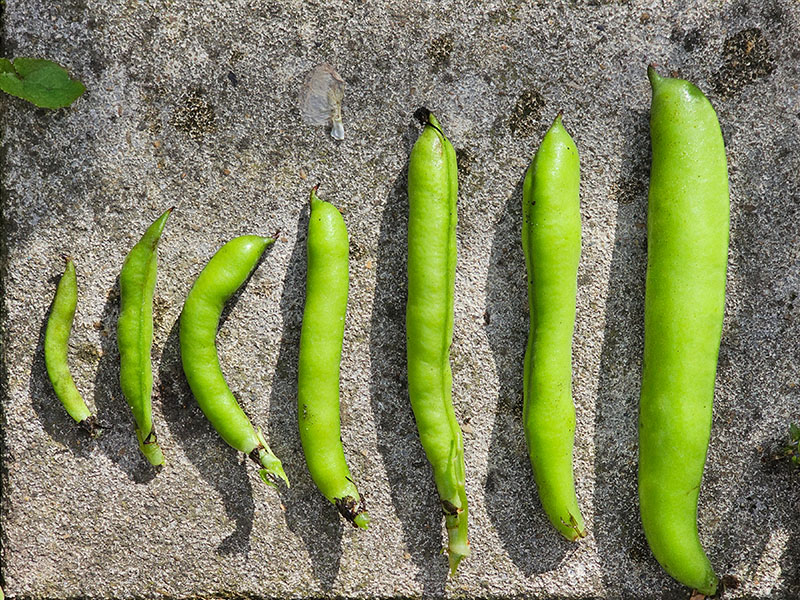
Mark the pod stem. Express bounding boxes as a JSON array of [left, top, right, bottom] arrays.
[[443, 440, 469, 574], [445, 509, 470, 575], [334, 495, 370, 530], [136, 428, 164, 466], [252, 428, 289, 487], [78, 415, 102, 438], [353, 512, 370, 530]]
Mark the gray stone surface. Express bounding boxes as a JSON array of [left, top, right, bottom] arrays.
[[2, 0, 799, 598]]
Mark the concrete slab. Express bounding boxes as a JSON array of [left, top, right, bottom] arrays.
[[2, 0, 799, 598]]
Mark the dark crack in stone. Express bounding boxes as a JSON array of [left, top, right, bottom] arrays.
[[712, 27, 776, 98], [172, 91, 217, 141], [427, 33, 454, 71], [670, 26, 704, 52], [508, 89, 545, 138]]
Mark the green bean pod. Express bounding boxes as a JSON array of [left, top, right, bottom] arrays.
[[639, 66, 728, 595], [522, 113, 586, 541], [118, 208, 172, 465], [180, 235, 288, 487], [44, 258, 99, 434], [298, 186, 368, 529], [407, 109, 469, 574]]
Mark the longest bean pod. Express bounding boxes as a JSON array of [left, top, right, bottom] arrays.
[[522, 113, 586, 541], [180, 235, 288, 487], [118, 208, 172, 465], [45, 258, 99, 435], [407, 109, 469, 574], [298, 186, 368, 529], [639, 66, 729, 595]]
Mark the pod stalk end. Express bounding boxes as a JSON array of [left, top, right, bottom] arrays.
[[253, 428, 289, 487], [334, 495, 369, 530], [136, 428, 164, 466], [79, 414, 102, 438], [444, 504, 470, 576], [352, 512, 370, 530]]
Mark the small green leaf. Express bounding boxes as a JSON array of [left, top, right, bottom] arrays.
[[0, 57, 85, 109], [790, 423, 800, 442]]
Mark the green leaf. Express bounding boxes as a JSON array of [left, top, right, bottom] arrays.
[[0, 57, 85, 109], [790, 423, 800, 442]]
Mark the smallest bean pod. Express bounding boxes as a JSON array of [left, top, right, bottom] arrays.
[[44, 258, 99, 435]]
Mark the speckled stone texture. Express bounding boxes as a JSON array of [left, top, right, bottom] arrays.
[[1, 1, 799, 598]]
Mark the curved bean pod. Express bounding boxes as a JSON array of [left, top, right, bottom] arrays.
[[118, 208, 172, 465], [407, 109, 469, 574], [180, 235, 288, 487], [298, 186, 368, 529], [639, 66, 728, 596], [44, 258, 99, 435], [522, 113, 586, 541]]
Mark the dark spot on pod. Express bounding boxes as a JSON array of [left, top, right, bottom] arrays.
[[441, 499, 460, 516]]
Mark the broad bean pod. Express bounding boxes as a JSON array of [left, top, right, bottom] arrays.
[[522, 113, 586, 541], [298, 186, 368, 529], [180, 235, 288, 487], [44, 258, 99, 435], [407, 109, 469, 574], [639, 66, 728, 596], [118, 208, 172, 465]]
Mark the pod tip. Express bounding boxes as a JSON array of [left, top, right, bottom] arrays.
[[647, 64, 663, 86], [310, 183, 321, 205]]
